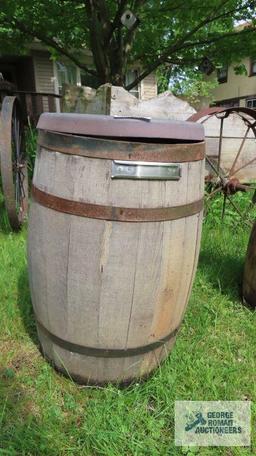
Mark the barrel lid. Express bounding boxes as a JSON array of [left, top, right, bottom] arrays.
[[37, 113, 204, 142]]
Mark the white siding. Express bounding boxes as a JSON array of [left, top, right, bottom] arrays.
[[33, 51, 56, 111], [206, 57, 256, 107]]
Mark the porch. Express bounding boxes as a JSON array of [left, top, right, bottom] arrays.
[[0, 54, 60, 124]]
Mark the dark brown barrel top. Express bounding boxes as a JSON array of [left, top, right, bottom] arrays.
[[37, 113, 204, 142]]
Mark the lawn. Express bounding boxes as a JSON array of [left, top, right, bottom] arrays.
[[0, 193, 255, 456]]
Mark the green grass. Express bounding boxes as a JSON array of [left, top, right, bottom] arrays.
[[0, 194, 255, 456]]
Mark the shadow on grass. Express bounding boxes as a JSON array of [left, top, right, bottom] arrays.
[[1, 273, 59, 453], [198, 245, 245, 303], [17, 267, 38, 346]]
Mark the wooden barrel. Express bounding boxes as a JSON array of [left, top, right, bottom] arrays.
[[28, 113, 205, 384], [243, 221, 256, 307]]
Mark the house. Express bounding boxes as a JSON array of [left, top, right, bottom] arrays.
[[207, 57, 256, 108], [201, 22, 256, 109], [0, 41, 158, 120]]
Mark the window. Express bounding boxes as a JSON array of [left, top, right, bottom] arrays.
[[125, 70, 140, 98], [217, 66, 228, 83], [250, 58, 256, 76], [246, 98, 256, 109], [215, 98, 239, 108], [56, 62, 78, 93]]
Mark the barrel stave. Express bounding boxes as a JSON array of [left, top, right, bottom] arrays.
[[28, 133, 205, 384]]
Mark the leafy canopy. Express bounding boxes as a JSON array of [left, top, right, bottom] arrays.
[[0, 0, 256, 89]]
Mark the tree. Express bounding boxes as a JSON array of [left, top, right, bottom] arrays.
[[0, 0, 256, 90]]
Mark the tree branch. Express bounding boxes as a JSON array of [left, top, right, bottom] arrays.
[[94, 0, 112, 42], [175, 27, 256, 53], [84, 0, 110, 80], [122, 0, 147, 59], [107, 0, 146, 46], [2, 15, 96, 76], [141, 1, 184, 15], [166, 0, 232, 52], [125, 0, 256, 90], [107, 0, 127, 43], [134, 0, 148, 8], [125, 27, 256, 91]]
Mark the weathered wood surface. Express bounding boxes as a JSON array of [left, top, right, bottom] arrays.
[[62, 83, 256, 183], [28, 137, 204, 384], [15, 91, 61, 125], [62, 83, 196, 120], [243, 221, 256, 308], [199, 113, 256, 182]]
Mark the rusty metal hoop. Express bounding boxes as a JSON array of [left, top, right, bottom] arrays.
[[0, 96, 28, 231], [188, 106, 256, 223]]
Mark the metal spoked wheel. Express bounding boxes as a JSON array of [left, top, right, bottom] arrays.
[[189, 107, 256, 225], [0, 96, 28, 231]]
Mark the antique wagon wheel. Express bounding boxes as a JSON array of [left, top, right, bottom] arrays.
[[188, 107, 256, 224], [0, 96, 28, 231]]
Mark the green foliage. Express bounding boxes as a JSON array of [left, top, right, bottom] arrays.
[[25, 125, 37, 182], [169, 71, 218, 105], [233, 63, 248, 75], [0, 1, 256, 87], [156, 65, 173, 93], [0, 201, 255, 455], [204, 191, 256, 228]]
